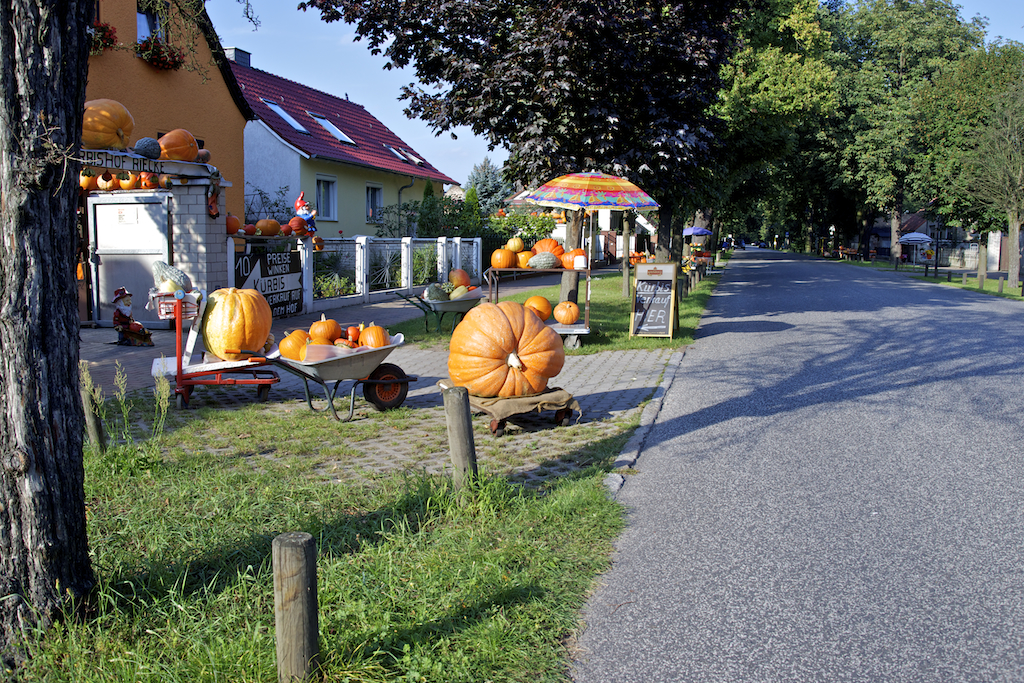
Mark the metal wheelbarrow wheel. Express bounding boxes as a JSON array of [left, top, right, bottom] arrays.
[[363, 362, 409, 411]]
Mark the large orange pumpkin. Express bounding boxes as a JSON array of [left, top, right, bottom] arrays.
[[531, 238, 565, 258], [158, 128, 199, 161], [82, 99, 135, 150], [524, 295, 552, 321], [255, 219, 281, 237], [490, 248, 516, 269], [201, 288, 273, 361], [448, 301, 565, 398]]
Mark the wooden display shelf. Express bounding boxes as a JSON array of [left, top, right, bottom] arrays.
[[484, 267, 591, 349]]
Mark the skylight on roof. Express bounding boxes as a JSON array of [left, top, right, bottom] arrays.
[[260, 98, 309, 134], [386, 145, 410, 162], [401, 149, 425, 166], [309, 112, 356, 145]]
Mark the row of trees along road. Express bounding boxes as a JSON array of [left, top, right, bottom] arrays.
[[5, 0, 1024, 666]]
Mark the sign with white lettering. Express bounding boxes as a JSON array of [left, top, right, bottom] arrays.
[[234, 246, 303, 317], [630, 263, 677, 338]]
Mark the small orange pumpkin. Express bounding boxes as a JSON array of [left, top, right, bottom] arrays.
[[360, 325, 390, 348], [117, 171, 138, 190], [79, 168, 97, 192], [95, 170, 118, 191], [255, 218, 281, 237], [288, 216, 308, 237], [309, 314, 343, 342], [553, 301, 580, 325], [505, 236, 525, 253], [490, 248, 516, 269], [448, 301, 565, 398], [560, 248, 586, 269], [225, 213, 241, 235], [515, 250, 533, 268], [531, 238, 564, 258], [524, 295, 552, 321], [278, 329, 310, 361], [138, 172, 159, 189], [158, 128, 199, 161]]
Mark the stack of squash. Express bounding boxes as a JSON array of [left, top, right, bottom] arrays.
[[278, 315, 392, 362]]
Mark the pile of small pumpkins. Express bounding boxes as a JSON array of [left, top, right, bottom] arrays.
[[79, 98, 212, 193], [490, 237, 587, 271], [278, 315, 391, 362], [226, 213, 317, 240]]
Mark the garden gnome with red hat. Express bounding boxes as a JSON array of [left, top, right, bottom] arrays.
[[112, 287, 153, 346], [294, 191, 317, 233]]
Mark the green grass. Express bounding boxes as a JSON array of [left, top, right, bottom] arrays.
[[831, 257, 1024, 301], [13, 264, 727, 682], [391, 269, 722, 353]]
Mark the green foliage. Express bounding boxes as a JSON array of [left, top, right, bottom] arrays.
[[488, 212, 557, 243], [419, 180, 442, 236], [314, 251, 356, 297], [462, 187, 483, 232], [374, 200, 422, 237], [465, 156, 511, 218]]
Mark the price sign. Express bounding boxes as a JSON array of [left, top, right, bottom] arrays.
[[234, 246, 303, 317]]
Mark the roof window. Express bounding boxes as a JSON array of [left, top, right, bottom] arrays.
[[386, 145, 411, 162], [401, 149, 425, 166], [309, 112, 356, 145], [260, 98, 309, 134]]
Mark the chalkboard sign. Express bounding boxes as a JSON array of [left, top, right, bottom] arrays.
[[234, 244, 304, 317], [630, 263, 677, 338]]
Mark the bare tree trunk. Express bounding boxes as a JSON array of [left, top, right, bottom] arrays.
[[890, 207, 902, 265], [654, 196, 676, 263], [1, 0, 95, 666], [559, 209, 585, 304], [1007, 209, 1021, 290]]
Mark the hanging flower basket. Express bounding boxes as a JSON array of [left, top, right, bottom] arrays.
[[134, 35, 184, 71], [89, 21, 117, 56]]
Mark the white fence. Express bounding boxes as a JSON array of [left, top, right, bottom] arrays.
[[227, 235, 482, 316]]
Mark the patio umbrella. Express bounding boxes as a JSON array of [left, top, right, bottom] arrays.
[[523, 171, 659, 211], [898, 232, 932, 245], [683, 226, 712, 236]]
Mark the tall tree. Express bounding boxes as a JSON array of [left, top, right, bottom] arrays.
[[914, 42, 1024, 283], [298, 0, 746, 298], [964, 82, 1024, 288], [0, 0, 96, 666], [844, 0, 984, 264], [465, 156, 510, 221]]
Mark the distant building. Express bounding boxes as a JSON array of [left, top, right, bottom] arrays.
[[227, 49, 455, 237]]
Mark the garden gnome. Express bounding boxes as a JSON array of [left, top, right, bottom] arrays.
[[294, 191, 317, 233], [112, 287, 153, 347]]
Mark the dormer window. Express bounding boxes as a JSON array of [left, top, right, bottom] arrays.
[[309, 113, 356, 145], [261, 98, 309, 134]]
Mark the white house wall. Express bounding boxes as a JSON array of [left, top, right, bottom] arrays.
[[243, 119, 303, 217]]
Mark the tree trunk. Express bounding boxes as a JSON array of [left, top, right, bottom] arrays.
[[1006, 209, 1021, 290], [890, 206, 902, 265], [1, 0, 95, 666], [622, 212, 633, 298], [654, 196, 676, 263], [977, 237, 989, 284], [559, 209, 585, 304]]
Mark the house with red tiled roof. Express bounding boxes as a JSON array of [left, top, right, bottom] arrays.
[[226, 49, 455, 237]]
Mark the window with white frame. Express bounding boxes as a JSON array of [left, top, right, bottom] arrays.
[[366, 184, 383, 223], [309, 113, 356, 145], [261, 98, 310, 134], [316, 175, 337, 221]]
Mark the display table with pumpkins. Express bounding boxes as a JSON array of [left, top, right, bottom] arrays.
[[484, 267, 591, 350]]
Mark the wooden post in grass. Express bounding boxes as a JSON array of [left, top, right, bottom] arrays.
[[963, 273, 968, 285], [998, 277, 1004, 294], [948, 272, 952, 282], [443, 385, 477, 490], [273, 532, 319, 683], [80, 385, 106, 453]]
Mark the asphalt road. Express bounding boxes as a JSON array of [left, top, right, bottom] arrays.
[[572, 248, 1024, 682]]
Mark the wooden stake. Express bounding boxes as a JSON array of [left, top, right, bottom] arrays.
[[273, 532, 319, 683], [80, 385, 106, 453], [443, 386, 477, 490]]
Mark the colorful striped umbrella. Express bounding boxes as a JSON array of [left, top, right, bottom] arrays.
[[523, 171, 659, 212]]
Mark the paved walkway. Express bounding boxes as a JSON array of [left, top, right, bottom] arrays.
[[79, 266, 674, 431]]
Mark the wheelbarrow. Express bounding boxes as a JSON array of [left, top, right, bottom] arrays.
[[396, 290, 485, 333], [253, 334, 417, 421]]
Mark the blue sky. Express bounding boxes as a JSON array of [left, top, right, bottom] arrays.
[[205, 1, 1024, 188]]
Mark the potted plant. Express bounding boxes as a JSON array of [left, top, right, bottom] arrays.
[[133, 35, 184, 71]]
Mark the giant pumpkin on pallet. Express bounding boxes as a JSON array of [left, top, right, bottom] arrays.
[[201, 288, 273, 361], [448, 301, 564, 398]]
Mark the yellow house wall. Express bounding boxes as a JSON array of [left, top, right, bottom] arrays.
[[87, 0, 247, 220], [299, 159, 431, 238]]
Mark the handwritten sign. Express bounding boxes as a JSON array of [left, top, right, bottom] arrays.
[[234, 246, 303, 317], [630, 263, 677, 338]]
